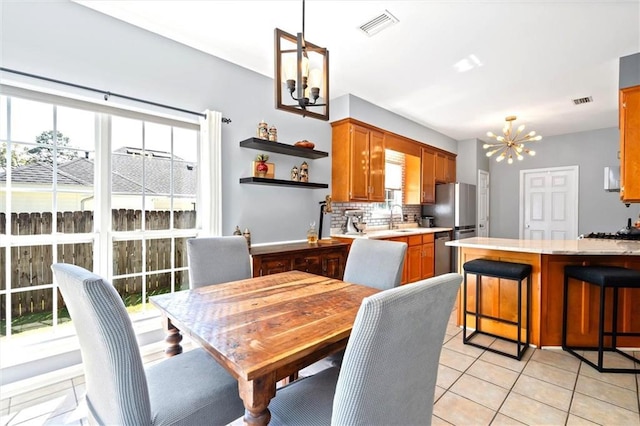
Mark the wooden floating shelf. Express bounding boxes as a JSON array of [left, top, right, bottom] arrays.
[[239, 177, 328, 188], [239, 138, 328, 159]]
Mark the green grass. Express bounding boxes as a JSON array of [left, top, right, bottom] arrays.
[[1, 286, 176, 336]]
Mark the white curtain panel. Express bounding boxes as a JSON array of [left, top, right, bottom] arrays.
[[198, 110, 222, 236]]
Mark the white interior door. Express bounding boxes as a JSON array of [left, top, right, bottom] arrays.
[[520, 166, 579, 240], [477, 170, 490, 237]]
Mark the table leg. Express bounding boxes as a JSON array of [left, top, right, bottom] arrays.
[[161, 317, 183, 357], [238, 373, 276, 426]]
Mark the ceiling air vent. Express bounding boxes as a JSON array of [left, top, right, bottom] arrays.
[[359, 10, 399, 37], [572, 96, 593, 105]]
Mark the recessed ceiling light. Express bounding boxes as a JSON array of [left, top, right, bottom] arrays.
[[454, 54, 483, 73], [359, 10, 399, 37]]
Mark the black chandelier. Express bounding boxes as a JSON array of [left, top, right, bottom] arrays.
[[274, 0, 329, 120]]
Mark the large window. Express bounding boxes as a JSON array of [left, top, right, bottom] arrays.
[[0, 88, 200, 337]]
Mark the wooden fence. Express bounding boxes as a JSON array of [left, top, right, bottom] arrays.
[[0, 209, 196, 321]]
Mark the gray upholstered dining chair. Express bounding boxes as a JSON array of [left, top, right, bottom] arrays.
[[326, 237, 408, 367], [51, 263, 245, 426], [269, 272, 463, 426], [342, 238, 407, 290], [187, 236, 251, 288]]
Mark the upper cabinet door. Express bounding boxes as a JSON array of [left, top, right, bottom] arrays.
[[435, 152, 447, 182], [620, 86, 640, 203], [368, 130, 386, 202], [421, 149, 436, 204], [446, 156, 456, 183], [349, 124, 371, 201]]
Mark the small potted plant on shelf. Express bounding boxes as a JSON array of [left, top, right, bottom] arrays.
[[255, 153, 269, 178]]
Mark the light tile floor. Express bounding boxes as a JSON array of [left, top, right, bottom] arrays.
[[1, 308, 639, 426]]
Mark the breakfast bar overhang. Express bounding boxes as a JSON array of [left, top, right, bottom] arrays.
[[446, 238, 640, 348]]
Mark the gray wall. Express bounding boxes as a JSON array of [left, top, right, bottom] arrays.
[[332, 94, 458, 154], [620, 52, 640, 88], [1, 1, 332, 243], [3, 2, 635, 243], [456, 138, 488, 185], [489, 127, 639, 238]]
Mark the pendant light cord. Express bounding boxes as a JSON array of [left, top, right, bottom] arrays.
[[302, 0, 305, 37]]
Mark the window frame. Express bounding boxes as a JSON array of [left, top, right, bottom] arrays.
[[0, 85, 205, 338]]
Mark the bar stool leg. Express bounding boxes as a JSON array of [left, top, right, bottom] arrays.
[[516, 276, 522, 359], [597, 283, 606, 371], [476, 274, 481, 338], [463, 271, 468, 342], [526, 275, 531, 347], [611, 287, 619, 351], [562, 275, 569, 349]]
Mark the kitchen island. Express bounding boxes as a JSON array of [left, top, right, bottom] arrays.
[[447, 237, 640, 348]]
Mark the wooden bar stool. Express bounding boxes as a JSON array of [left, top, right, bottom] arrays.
[[562, 265, 640, 373], [463, 259, 532, 360]]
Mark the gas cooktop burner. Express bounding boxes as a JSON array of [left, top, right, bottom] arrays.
[[582, 232, 640, 241]]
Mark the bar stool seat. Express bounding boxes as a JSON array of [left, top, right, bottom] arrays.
[[463, 259, 532, 360], [562, 265, 640, 374]]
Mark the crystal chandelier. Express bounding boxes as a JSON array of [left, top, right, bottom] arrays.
[[483, 116, 542, 164]]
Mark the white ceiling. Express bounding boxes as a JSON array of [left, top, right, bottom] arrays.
[[76, 0, 640, 141]]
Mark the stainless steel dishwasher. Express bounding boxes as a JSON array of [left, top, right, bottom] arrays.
[[434, 232, 452, 276]]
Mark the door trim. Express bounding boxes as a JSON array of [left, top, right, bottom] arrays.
[[477, 169, 490, 237], [518, 165, 579, 239]]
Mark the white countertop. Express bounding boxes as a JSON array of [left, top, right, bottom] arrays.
[[331, 226, 452, 240], [446, 237, 640, 255]]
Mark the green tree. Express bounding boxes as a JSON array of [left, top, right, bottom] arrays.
[[27, 130, 79, 165], [0, 143, 29, 171]]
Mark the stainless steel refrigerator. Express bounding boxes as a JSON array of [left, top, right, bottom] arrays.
[[422, 182, 477, 271]]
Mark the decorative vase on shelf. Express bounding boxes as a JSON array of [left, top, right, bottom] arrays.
[[300, 161, 309, 182], [257, 120, 268, 140], [255, 154, 269, 178]]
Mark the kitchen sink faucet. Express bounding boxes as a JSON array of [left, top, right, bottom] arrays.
[[389, 204, 404, 230]]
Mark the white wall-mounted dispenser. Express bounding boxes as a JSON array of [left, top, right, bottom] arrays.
[[604, 166, 620, 192]]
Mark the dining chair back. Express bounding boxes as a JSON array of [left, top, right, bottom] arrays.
[[187, 236, 251, 288], [51, 263, 244, 426], [343, 238, 407, 290], [269, 272, 463, 425]]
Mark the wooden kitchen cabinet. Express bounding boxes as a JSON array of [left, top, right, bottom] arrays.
[[435, 152, 447, 183], [446, 155, 456, 183], [620, 85, 640, 203], [435, 152, 456, 183], [406, 235, 424, 283], [332, 118, 385, 202], [293, 254, 323, 275], [386, 236, 410, 284], [385, 234, 434, 284], [251, 240, 349, 279], [421, 234, 435, 279], [421, 149, 436, 204]]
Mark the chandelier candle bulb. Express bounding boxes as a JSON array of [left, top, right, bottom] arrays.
[[484, 115, 542, 164]]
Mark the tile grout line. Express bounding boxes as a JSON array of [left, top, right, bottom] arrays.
[[562, 357, 582, 426], [487, 348, 532, 425]]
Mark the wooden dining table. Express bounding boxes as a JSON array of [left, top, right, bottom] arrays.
[[149, 270, 379, 425]]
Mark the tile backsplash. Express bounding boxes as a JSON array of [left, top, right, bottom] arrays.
[[330, 202, 422, 231]]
